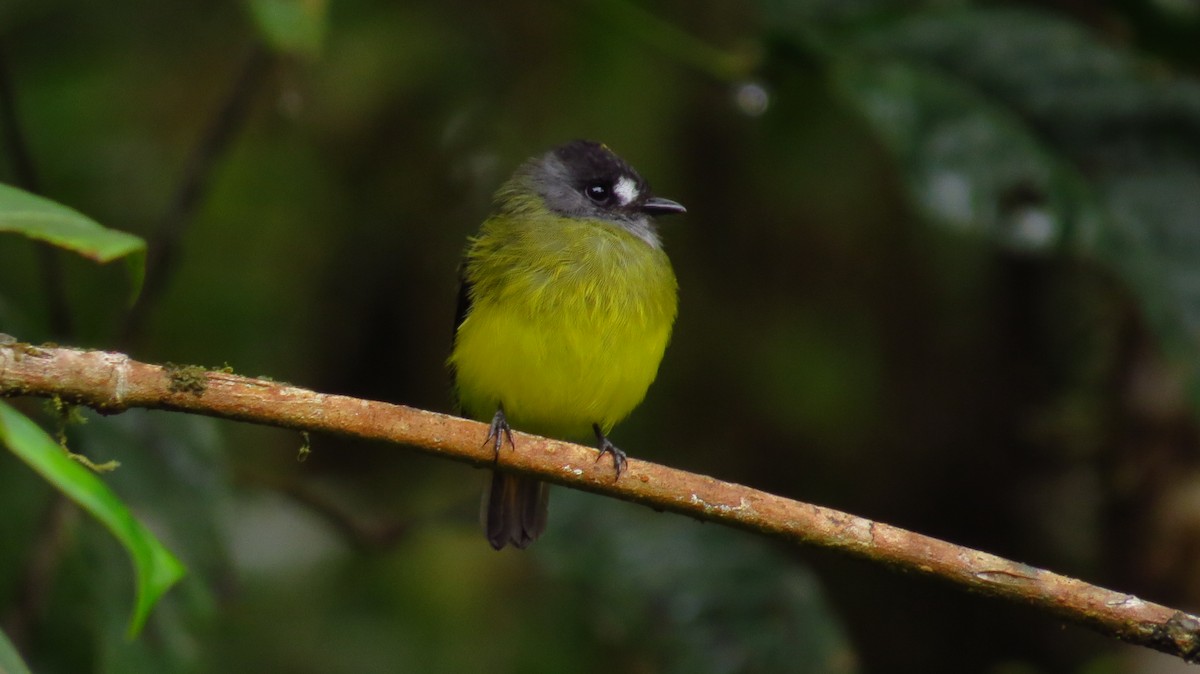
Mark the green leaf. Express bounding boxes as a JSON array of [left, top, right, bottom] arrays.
[[0, 627, 32, 674], [0, 183, 144, 263], [0, 402, 185, 638], [246, 0, 328, 57], [0, 182, 147, 300]]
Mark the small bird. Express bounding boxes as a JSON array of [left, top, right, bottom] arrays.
[[449, 140, 685, 550]]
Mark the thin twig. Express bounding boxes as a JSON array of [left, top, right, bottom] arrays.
[[240, 472, 423, 553], [0, 42, 79, 657], [0, 495, 74, 651], [2, 342, 1200, 662], [0, 40, 73, 338], [120, 45, 272, 347]]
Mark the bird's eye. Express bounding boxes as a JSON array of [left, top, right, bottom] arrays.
[[584, 182, 611, 203]]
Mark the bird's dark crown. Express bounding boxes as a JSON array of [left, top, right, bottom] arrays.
[[495, 139, 684, 248], [551, 140, 648, 210]]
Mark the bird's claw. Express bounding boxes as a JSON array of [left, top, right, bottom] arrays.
[[485, 407, 515, 459], [593, 424, 627, 478]]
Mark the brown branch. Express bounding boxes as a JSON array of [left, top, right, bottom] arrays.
[[2, 342, 1200, 662]]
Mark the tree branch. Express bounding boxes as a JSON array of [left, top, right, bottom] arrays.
[[2, 342, 1199, 662]]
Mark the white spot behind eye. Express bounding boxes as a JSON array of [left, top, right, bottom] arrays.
[[613, 176, 639, 206]]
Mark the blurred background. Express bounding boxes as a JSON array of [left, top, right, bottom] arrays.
[[2, 0, 1200, 671]]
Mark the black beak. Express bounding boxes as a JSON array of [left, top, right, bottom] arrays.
[[641, 196, 686, 216]]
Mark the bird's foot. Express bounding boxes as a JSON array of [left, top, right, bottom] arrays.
[[485, 407, 515, 458], [593, 423, 627, 478]]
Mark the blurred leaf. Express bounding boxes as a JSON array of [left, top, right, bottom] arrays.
[[82, 410, 234, 671], [246, 0, 328, 57], [587, 0, 752, 81], [844, 7, 1200, 161], [0, 402, 185, 638], [540, 493, 858, 673], [814, 6, 1200, 404], [1094, 162, 1200, 395], [0, 627, 32, 674], [0, 182, 146, 301], [831, 58, 1104, 253]]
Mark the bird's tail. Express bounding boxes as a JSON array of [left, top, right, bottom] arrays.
[[482, 471, 549, 550]]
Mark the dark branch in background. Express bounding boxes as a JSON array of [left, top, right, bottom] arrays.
[[1, 40, 269, 653], [3, 343, 1200, 663], [0, 40, 80, 655], [0, 40, 73, 339], [0, 497, 75, 650], [240, 472, 426, 553], [119, 45, 272, 348]]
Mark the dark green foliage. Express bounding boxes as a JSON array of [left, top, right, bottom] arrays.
[[3, 0, 1200, 671]]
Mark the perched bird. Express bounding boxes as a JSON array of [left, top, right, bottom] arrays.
[[449, 140, 685, 550]]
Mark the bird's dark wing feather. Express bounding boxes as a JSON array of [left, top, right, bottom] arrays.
[[448, 265, 473, 399], [453, 265, 473, 337]]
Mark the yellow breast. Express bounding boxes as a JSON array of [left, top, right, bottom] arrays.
[[449, 215, 677, 440]]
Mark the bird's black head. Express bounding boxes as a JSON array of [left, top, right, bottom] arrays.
[[507, 140, 685, 245]]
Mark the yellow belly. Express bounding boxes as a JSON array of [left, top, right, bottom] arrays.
[[452, 300, 672, 438], [449, 219, 677, 440]]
